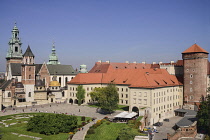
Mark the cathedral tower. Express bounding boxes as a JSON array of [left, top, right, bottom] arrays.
[[21, 45, 35, 102], [6, 23, 23, 62], [6, 23, 23, 79], [47, 42, 60, 65], [182, 44, 209, 105]]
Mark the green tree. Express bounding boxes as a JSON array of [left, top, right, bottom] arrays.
[[90, 83, 119, 112], [76, 85, 85, 106], [197, 94, 210, 135]]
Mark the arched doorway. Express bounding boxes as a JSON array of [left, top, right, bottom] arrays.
[[69, 98, 73, 104], [132, 106, 139, 115], [74, 99, 78, 104]]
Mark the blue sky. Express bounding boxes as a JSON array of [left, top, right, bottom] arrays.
[[0, 0, 210, 71]]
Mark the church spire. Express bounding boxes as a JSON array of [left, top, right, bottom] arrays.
[[47, 42, 60, 65], [6, 23, 23, 59]]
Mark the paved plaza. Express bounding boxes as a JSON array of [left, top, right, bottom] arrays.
[[0, 103, 122, 140], [153, 116, 183, 140]]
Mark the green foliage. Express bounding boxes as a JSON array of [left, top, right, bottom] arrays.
[[197, 95, 210, 135], [27, 114, 78, 135], [117, 127, 140, 140], [76, 85, 85, 105], [90, 83, 119, 112]]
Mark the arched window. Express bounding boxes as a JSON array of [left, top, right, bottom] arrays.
[[8, 92, 11, 97], [28, 92, 31, 97], [65, 77, 68, 86], [59, 77, 61, 85]]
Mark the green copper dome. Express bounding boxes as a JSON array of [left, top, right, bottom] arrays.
[[47, 43, 60, 65]]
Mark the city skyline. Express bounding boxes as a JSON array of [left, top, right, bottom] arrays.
[[0, 0, 210, 72]]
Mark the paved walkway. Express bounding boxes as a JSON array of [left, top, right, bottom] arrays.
[[0, 103, 122, 140], [153, 116, 183, 140]]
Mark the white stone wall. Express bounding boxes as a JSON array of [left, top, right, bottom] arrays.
[[24, 85, 34, 102]]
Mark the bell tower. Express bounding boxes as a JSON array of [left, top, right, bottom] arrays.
[[6, 23, 23, 63], [5, 23, 23, 80]]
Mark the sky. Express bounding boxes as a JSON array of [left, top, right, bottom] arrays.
[[0, 0, 210, 72]]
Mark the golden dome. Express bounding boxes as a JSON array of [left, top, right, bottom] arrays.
[[49, 81, 60, 87]]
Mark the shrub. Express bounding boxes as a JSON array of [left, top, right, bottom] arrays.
[[87, 128, 95, 135], [106, 121, 111, 125], [81, 116, 85, 121], [27, 114, 78, 135]]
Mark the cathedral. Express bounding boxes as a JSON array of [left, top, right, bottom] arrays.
[[1, 24, 77, 108]]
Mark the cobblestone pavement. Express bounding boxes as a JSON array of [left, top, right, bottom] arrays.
[[0, 103, 122, 140], [153, 116, 183, 140]]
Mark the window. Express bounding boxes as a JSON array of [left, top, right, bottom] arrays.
[[65, 77, 68, 86], [29, 75, 31, 79], [190, 74, 193, 78], [122, 88, 123, 92], [134, 92, 136, 96], [126, 88, 128, 92], [126, 94, 128, 98], [59, 77, 61, 85], [139, 92, 142, 97], [144, 99, 147, 105], [15, 46, 18, 52], [62, 91, 65, 97], [134, 98, 136, 104], [125, 100, 128, 104], [190, 81, 193, 84], [29, 67, 31, 71], [121, 94, 123, 98], [28, 92, 31, 97], [139, 99, 142, 104], [8, 92, 11, 97], [190, 88, 193, 92], [121, 100, 123, 104], [144, 92, 147, 97]]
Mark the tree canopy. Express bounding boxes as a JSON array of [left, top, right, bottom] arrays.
[[76, 85, 85, 105], [90, 83, 119, 112], [27, 114, 78, 135], [196, 94, 210, 135]]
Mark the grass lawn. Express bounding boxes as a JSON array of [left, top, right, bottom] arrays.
[[87, 104, 129, 111], [85, 122, 127, 140], [0, 113, 91, 140]]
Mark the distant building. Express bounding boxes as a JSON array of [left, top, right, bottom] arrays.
[[1, 24, 77, 107]]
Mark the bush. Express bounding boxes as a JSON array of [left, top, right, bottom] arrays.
[[81, 116, 85, 121], [106, 121, 111, 125], [87, 128, 95, 135], [27, 114, 78, 135]]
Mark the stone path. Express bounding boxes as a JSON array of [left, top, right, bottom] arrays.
[[0, 103, 122, 140]]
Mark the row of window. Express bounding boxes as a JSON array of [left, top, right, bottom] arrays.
[[133, 98, 147, 105], [133, 92, 147, 97], [153, 102, 179, 112], [154, 95, 181, 104], [120, 100, 128, 104], [153, 88, 182, 98], [121, 93, 128, 98]]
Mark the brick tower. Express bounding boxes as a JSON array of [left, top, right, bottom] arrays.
[[21, 45, 35, 102], [182, 44, 209, 106]]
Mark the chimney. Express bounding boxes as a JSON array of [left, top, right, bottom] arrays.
[[98, 60, 102, 63], [133, 61, 137, 64], [170, 61, 174, 64], [125, 61, 129, 64], [159, 62, 163, 65], [106, 60, 110, 64], [152, 62, 156, 65], [142, 61, 146, 64]]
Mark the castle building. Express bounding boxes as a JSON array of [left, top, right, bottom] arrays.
[[182, 44, 209, 107], [1, 24, 77, 107], [68, 68, 183, 125]]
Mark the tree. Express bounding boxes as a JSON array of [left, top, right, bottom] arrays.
[[76, 85, 85, 105], [196, 94, 210, 135], [90, 83, 119, 112], [27, 114, 78, 135]]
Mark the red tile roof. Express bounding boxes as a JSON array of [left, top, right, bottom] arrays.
[[89, 62, 154, 73], [69, 69, 182, 88], [182, 44, 208, 54]]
